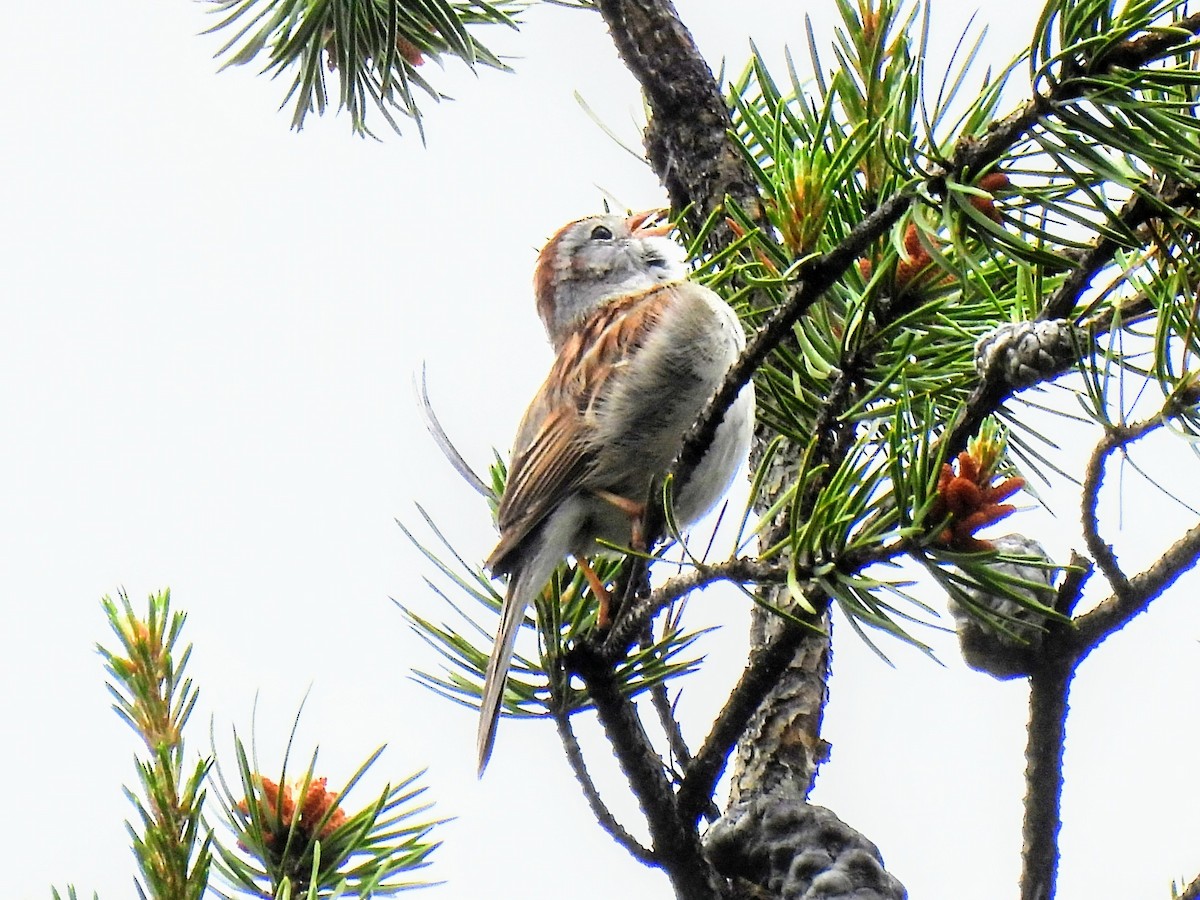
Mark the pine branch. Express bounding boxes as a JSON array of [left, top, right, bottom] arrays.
[[622, 9, 1200, 663], [736, 9, 1200, 506], [1080, 418, 1159, 596], [587, 4, 1200, 862], [1020, 659, 1074, 900], [569, 646, 726, 899], [100, 591, 213, 900], [552, 707, 656, 864], [1075, 518, 1200, 656], [203, 0, 521, 138], [602, 558, 789, 660], [593, 0, 767, 244]]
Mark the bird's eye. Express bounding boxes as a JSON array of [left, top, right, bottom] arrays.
[[590, 225, 614, 241]]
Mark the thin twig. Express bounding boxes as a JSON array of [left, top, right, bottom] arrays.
[[1080, 416, 1171, 596], [551, 707, 656, 864], [1039, 195, 1157, 322], [649, 682, 693, 770], [638, 620, 699, 780], [648, 682, 719, 823], [648, 681, 720, 825], [604, 558, 789, 659], [1053, 552, 1094, 618]]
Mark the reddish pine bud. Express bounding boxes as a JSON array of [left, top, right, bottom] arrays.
[[977, 172, 1011, 192], [969, 173, 1011, 223], [902, 222, 923, 258], [397, 36, 425, 66]]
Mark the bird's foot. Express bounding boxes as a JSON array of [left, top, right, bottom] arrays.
[[575, 557, 615, 629]]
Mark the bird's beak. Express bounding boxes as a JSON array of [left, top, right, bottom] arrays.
[[626, 208, 674, 237]]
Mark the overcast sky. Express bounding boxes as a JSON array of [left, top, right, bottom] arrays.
[[4, 2, 1200, 898]]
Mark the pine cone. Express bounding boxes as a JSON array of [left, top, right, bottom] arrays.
[[946, 533, 1057, 679], [973, 319, 1087, 388]]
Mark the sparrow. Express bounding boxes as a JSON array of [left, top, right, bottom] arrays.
[[477, 211, 755, 773]]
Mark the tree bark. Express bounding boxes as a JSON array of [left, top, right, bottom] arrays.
[[594, 0, 765, 244], [727, 435, 831, 809]]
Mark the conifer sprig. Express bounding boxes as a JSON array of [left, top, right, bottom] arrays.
[[204, 0, 526, 137], [98, 590, 213, 900]]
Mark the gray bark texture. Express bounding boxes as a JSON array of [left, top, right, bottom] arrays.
[[726, 435, 832, 810]]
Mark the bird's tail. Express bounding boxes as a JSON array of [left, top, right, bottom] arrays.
[[476, 544, 561, 774]]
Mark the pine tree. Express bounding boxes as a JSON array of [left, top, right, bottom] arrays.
[[66, 2, 1200, 898]]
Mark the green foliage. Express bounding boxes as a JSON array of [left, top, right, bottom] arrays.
[[396, 484, 713, 720], [204, 0, 525, 137], [208, 732, 441, 898], [699, 0, 1200, 642], [718, 0, 1017, 444], [99, 590, 213, 900], [65, 595, 441, 900]]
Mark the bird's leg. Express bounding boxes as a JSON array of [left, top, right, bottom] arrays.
[[591, 489, 647, 551], [629, 516, 646, 554], [574, 557, 615, 629], [584, 490, 649, 628]]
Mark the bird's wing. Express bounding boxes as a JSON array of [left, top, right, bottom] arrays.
[[486, 284, 676, 572]]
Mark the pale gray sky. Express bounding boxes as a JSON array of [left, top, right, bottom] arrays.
[[4, 2, 1199, 898]]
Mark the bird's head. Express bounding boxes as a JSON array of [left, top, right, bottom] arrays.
[[533, 210, 687, 348]]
